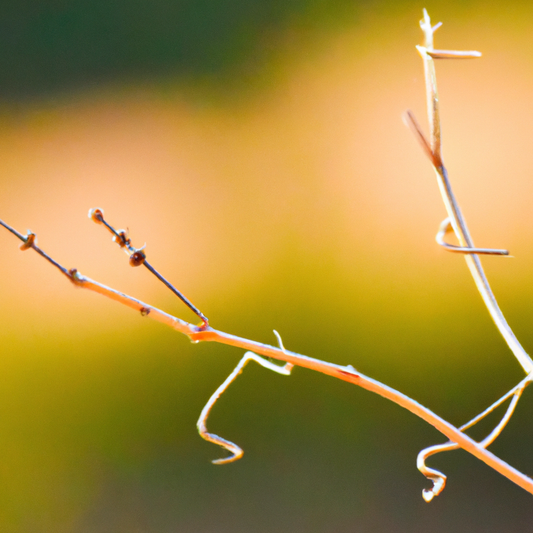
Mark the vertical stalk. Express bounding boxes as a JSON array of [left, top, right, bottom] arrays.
[[418, 10, 533, 374]]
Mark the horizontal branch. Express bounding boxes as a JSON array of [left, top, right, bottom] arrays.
[[68, 269, 533, 495], [1, 213, 531, 495]]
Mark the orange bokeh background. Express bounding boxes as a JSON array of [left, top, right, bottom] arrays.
[[0, 3, 532, 531]]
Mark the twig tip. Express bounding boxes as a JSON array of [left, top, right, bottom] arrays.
[[88, 207, 104, 224], [273, 329, 286, 352]]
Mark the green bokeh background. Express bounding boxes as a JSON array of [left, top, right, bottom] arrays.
[[1, 0, 533, 531]]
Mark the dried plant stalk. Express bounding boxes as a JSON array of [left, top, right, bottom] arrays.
[[411, 9, 533, 374], [1, 10, 532, 502], [1, 204, 532, 498], [406, 8, 533, 500]]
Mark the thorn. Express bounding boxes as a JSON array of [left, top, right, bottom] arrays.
[[428, 49, 482, 59], [273, 330, 286, 352], [403, 110, 439, 166]]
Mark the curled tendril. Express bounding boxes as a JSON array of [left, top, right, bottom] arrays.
[[436, 218, 509, 256], [417, 378, 530, 502], [197, 349, 293, 465], [417, 443, 453, 502]]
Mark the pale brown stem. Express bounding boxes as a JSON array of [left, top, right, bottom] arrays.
[[416, 9, 533, 374], [64, 269, 533, 495], [2, 214, 532, 494]]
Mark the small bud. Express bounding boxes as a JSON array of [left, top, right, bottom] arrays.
[[88, 208, 104, 224], [20, 231, 36, 251], [68, 268, 82, 283], [113, 229, 129, 247], [129, 250, 146, 267]]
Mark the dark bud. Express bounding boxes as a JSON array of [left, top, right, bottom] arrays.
[[113, 229, 129, 248], [129, 250, 146, 267]]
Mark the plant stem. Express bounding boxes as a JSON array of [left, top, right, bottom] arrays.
[[66, 269, 533, 495], [417, 9, 533, 374]]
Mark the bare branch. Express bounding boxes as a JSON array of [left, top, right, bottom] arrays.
[[410, 9, 533, 375], [406, 8, 533, 500], [0, 11, 531, 505], [0, 219, 72, 279], [2, 214, 532, 496]]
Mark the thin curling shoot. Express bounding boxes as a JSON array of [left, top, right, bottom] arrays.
[[197, 351, 293, 465], [436, 218, 510, 256]]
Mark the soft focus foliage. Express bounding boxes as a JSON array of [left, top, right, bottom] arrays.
[[0, 1, 533, 531]]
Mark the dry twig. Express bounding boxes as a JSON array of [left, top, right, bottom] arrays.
[[1, 9, 532, 502], [406, 8, 533, 500]]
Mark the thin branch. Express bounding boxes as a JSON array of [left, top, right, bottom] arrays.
[[88, 208, 209, 327], [407, 9, 533, 500], [59, 272, 533, 496], [411, 9, 533, 374], [1, 217, 532, 496], [0, 219, 72, 279]]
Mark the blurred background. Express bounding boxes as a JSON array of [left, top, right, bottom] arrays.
[[0, 0, 533, 531]]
